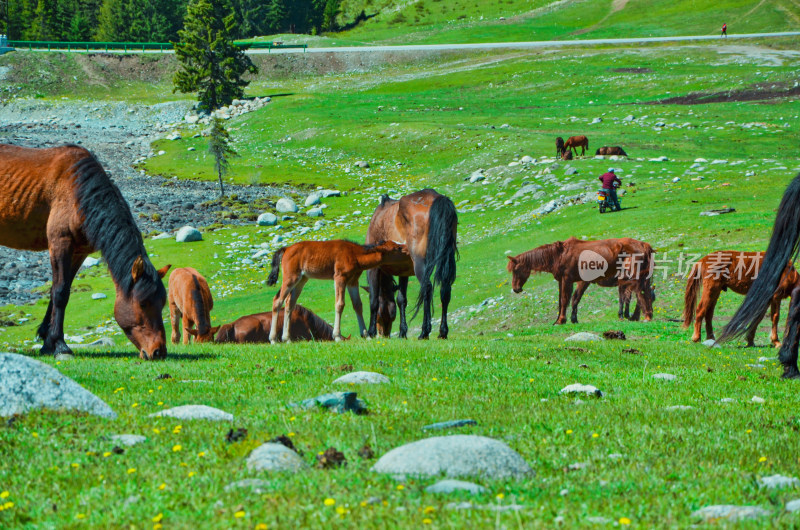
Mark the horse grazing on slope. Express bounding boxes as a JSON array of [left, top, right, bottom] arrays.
[[686, 251, 800, 347], [506, 237, 655, 324], [0, 144, 170, 360], [561, 149, 573, 161], [720, 174, 800, 378], [168, 267, 219, 344], [267, 240, 409, 342], [214, 305, 336, 343], [564, 135, 589, 156], [556, 137, 565, 157], [365, 189, 458, 339]]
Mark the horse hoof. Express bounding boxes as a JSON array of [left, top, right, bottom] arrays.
[[782, 365, 800, 379], [334, 336, 343, 343], [54, 352, 75, 361], [773, 341, 782, 348]]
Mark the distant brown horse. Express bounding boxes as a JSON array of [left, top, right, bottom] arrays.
[[683, 251, 800, 346], [214, 305, 336, 343], [168, 267, 219, 344], [564, 135, 589, 156], [556, 137, 565, 157], [595, 146, 628, 156], [507, 237, 654, 324], [0, 144, 170, 360], [366, 189, 458, 339], [267, 240, 409, 342]]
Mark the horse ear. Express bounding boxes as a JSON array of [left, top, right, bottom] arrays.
[[507, 255, 518, 264], [131, 256, 145, 283], [209, 326, 220, 337], [157, 264, 171, 279], [187, 328, 198, 336]]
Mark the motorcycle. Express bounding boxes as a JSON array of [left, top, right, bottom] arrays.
[[597, 189, 609, 213]]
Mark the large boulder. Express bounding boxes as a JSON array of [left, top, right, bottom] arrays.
[[0, 353, 117, 419], [371, 435, 531, 479], [333, 371, 389, 384], [176, 226, 202, 243], [276, 198, 298, 213], [304, 193, 322, 207], [246, 443, 308, 472], [257, 213, 278, 226]]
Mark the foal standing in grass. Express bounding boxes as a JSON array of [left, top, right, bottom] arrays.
[[267, 240, 409, 342], [168, 267, 219, 344]]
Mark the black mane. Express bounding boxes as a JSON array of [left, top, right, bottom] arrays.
[[70, 148, 162, 298]]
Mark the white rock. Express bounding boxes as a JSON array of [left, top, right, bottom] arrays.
[[152, 232, 172, 240], [306, 208, 324, 218], [591, 117, 602, 124], [565, 332, 603, 342], [91, 293, 107, 300], [692, 505, 770, 522], [276, 198, 298, 213], [333, 371, 390, 384], [720, 398, 736, 403], [560, 383, 603, 398], [320, 189, 341, 198], [758, 474, 799, 489], [111, 434, 147, 446], [149, 405, 233, 421], [176, 226, 202, 243], [355, 160, 370, 168], [257, 212, 278, 226], [246, 443, 308, 472], [166, 132, 181, 141], [650, 156, 669, 162], [469, 170, 486, 183], [702, 339, 721, 348], [304, 193, 321, 207], [751, 396, 766, 403], [671, 177, 681, 183], [786, 499, 800, 512], [224, 479, 272, 493], [520, 156, 535, 164], [81, 257, 101, 269], [665, 405, 693, 411], [653, 373, 677, 381], [426, 480, 487, 495]]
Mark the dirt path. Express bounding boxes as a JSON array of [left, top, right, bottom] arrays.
[[572, 0, 629, 36]]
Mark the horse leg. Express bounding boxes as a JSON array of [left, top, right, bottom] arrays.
[[703, 287, 722, 342], [692, 283, 713, 342], [413, 259, 433, 340], [37, 298, 53, 346], [438, 278, 452, 339], [770, 297, 782, 347], [366, 269, 379, 338], [634, 285, 653, 322], [182, 314, 192, 346], [779, 286, 800, 378], [556, 279, 572, 325], [397, 276, 409, 339], [570, 281, 590, 324], [270, 274, 299, 344], [283, 277, 307, 343], [169, 299, 181, 344], [347, 284, 367, 338], [42, 241, 85, 359], [333, 277, 346, 342]]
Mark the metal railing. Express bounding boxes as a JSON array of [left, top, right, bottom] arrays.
[[7, 40, 307, 53]]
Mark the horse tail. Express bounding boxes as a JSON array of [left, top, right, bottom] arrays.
[[721, 173, 800, 342], [412, 194, 459, 318], [266, 247, 286, 286], [682, 262, 701, 328]]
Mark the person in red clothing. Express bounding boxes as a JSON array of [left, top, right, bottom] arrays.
[[721, 23, 727, 38], [599, 168, 622, 211]]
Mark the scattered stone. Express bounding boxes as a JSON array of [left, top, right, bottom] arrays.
[[653, 373, 677, 381], [304, 193, 321, 207], [166, 132, 181, 141], [564, 167, 578, 175], [469, 170, 486, 183], [91, 293, 107, 300], [225, 428, 248, 443], [720, 398, 736, 403], [700, 208, 736, 217], [752, 396, 766, 403], [586, 516, 613, 524], [591, 117, 602, 124], [567, 462, 591, 471], [276, 198, 298, 213], [560, 383, 604, 398], [0, 353, 117, 419], [246, 443, 308, 473], [111, 434, 146, 446], [176, 226, 202, 243], [257, 212, 278, 226], [786, 499, 800, 512], [306, 207, 324, 218], [224, 479, 272, 493], [355, 160, 370, 168], [423, 419, 478, 431], [602, 330, 626, 340], [151, 232, 172, 240], [608, 453, 624, 459], [758, 356, 774, 362], [623, 115, 635, 122], [426, 480, 487, 495], [320, 189, 341, 198], [565, 332, 603, 342], [665, 405, 693, 411], [702, 339, 721, 348], [81, 256, 101, 269], [371, 435, 532, 479], [651, 156, 669, 162], [671, 177, 680, 183], [691, 505, 770, 522], [316, 447, 347, 469], [758, 474, 799, 489], [292, 391, 367, 414], [149, 405, 233, 421], [520, 155, 534, 164], [747, 364, 765, 370], [333, 371, 390, 385]]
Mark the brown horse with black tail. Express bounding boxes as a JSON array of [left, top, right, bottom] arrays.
[[683, 251, 800, 347], [214, 305, 336, 343], [564, 135, 589, 156], [366, 189, 458, 339], [0, 144, 170, 360], [506, 237, 654, 324], [721, 173, 800, 378], [168, 267, 219, 344]]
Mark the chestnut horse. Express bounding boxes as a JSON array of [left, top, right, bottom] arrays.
[[721, 174, 800, 377], [0, 144, 170, 360], [556, 137, 565, 157], [506, 237, 654, 324], [168, 267, 219, 344], [564, 135, 589, 156], [365, 189, 458, 339], [214, 305, 336, 343], [685, 251, 800, 347], [267, 240, 409, 342], [595, 146, 628, 157]]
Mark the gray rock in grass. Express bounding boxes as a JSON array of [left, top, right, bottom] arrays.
[[276, 198, 298, 213], [149, 404, 233, 421], [786, 499, 800, 512], [691, 505, 770, 522], [423, 419, 478, 431], [257, 212, 278, 226], [560, 383, 604, 398], [293, 391, 367, 414], [758, 474, 799, 489], [111, 434, 147, 446], [652, 373, 677, 381], [426, 480, 487, 495], [246, 443, 308, 473], [176, 226, 202, 243], [565, 332, 603, 342], [333, 371, 390, 385], [224, 478, 273, 493]]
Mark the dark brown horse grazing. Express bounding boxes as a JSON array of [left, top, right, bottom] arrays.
[[685, 251, 800, 347], [595, 146, 628, 156], [214, 305, 336, 343], [507, 237, 654, 324], [366, 189, 458, 339], [564, 135, 589, 156], [168, 267, 219, 344], [0, 144, 170, 360], [555, 137, 565, 157], [267, 239, 409, 342], [561, 149, 573, 161]]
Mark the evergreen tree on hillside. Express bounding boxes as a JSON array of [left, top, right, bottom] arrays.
[[322, 0, 341, 32], [208, 116, 236, 197], [173, 0, 257, 111]]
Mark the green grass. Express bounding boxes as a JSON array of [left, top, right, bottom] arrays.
[[2, 29, 800, 528]]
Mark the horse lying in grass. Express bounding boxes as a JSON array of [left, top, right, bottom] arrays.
[[506, 237, 654, 324], [214, 305, 336, 343], [0, 144, 170, 360], [684, 251, 800, 347], [595, 146, 628, 156], [365, 189, 458, 340], [564, 135, 589, 156], [267, 240, 409, 342], [168, 267, 219, 344]]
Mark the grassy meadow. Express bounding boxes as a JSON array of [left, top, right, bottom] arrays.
[[2, 17, 800, 530]]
